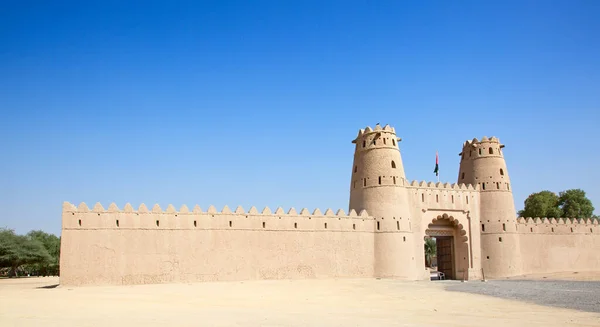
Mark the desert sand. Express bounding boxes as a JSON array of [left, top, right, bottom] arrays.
[[1, 276, 598, 327]]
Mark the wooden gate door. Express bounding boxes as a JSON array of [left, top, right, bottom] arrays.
[[436, 236, 454, 279]]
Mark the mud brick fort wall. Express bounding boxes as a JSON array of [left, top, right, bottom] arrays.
[[59, 124, 600, 286]]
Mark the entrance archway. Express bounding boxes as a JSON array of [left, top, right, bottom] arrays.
[[424, 213, 468, 280]]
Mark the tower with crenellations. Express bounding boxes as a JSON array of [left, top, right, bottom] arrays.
[[348, 124, 417, 279], [458, 136, 522, 278]]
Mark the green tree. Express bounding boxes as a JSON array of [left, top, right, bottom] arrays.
[[518, 188, 596, 219], [0, 228, 52, 277], [0, 228, 18, 269], [26, 230, 61, 276], [424, 237, 436, 267], [517, 190, 562, 218], [558, 189, 595, 219]]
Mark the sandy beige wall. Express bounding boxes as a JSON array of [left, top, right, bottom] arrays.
[[517, 219, 600, 275], [60, 203, 376, 286], [406, 180, 479, 212], [406, 182, 482, 280]]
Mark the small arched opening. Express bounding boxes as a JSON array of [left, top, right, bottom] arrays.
[[391, 160, 396, 168]]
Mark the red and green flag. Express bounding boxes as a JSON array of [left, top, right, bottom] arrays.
[[433, 151, 439, 176]]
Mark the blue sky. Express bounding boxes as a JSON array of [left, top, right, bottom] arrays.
[[1, 1, 599, 236]]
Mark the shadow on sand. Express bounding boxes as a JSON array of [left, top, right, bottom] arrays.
[[36, 284, 59, 289]]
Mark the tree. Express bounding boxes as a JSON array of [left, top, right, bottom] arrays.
[[518, 188, 596, 219], [26, 230, 61, 276], [558, 189, 595, 219], [0, 228, 52, 277], [424, 237, 436, 267], [518, 191, 562, 218], [0, 228, 18, 269]]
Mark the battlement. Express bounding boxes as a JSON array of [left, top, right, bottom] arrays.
[[515, 217, 598, 234], [462, 136, 501, 147], [64, 202, 371, 216], [402, 180, 480, 212], [357, 124, 396, 136], [62, 202, 373, 231], [352, 123, 402, 146], [460, 136, 505, 157], [406, 180, 480, 191], [517, 217, 598, 225]]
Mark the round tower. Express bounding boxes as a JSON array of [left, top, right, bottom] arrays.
[[458, 136, 522, 278], [349, 124, 416, 279]]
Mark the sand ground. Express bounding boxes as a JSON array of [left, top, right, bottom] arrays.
[[1, 276, 599, 327]]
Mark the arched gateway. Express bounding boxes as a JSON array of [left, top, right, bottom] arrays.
[[425, 213, 469, 280]]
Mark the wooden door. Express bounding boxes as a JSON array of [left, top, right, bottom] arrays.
[[436, 237, 454, 279]]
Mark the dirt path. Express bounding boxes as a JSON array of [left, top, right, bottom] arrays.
[[1, 277, 598, 327]]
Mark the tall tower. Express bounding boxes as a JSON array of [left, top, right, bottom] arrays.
[[458, 136, 522, 278], [349, 124, 417, 279]]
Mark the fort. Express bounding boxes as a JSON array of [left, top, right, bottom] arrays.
[[59, 123, 600, 286]]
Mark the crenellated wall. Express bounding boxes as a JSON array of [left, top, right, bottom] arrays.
[[60, 202, 376, 286], [59, 123, 600, 286], [515, 217, 600, 275], [405, 180, 480, 212]]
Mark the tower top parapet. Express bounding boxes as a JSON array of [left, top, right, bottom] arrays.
[[352, 123, 400, 144], [460, 136, 506, 157], [463, 136, 502, 147]]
